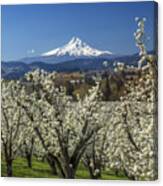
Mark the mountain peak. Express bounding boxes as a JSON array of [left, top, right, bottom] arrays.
[[68, 37, 82, 45], [67, 36, 87, 50], [42, 37, 112, 57]]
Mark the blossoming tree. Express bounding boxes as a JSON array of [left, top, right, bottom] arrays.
[[16, 69, 103, 178], [82, 103, 114, 179], [106, 17, 157, 180], [1, 80, 30, 176]]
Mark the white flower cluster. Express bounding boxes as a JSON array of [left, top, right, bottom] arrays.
[[105, 18, 157, 180], [2, 69, 103, 178], [134, 17, 147, 68], [1, 80, 32, 174]]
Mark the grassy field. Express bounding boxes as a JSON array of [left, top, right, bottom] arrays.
[[1, 157, 128, 180]]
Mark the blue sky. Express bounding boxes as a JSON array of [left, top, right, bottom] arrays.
[[2, 1, 157, 61]]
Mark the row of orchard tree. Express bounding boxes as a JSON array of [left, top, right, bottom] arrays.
[[1, 18, 157, 180]]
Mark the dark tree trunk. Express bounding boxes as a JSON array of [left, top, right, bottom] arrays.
[[84, 159, 101, 179], [6, 159, 13, 177], [65, 166, 75, 179], [26, 153, 32, 168], [25, 137, 34, 168], [124, 168, 136, 180], [89, 167, 96, 179], [89, 167, 101, 179], [90, 173, 101, 179], [46, 155, 57, 175], [115, 168, 119, 176], [40, 155, 46, 162]]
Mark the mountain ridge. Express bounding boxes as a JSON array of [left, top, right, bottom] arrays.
[[2, 52, 145, 80], [21, 37, 113, 64], [42, 37, 112, 57]]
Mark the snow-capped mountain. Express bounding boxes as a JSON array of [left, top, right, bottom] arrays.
[[42, 37, 112, 57], [21, 37, 113, 64]]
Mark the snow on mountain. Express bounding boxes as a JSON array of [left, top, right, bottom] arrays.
[[41, 37, 112, 57], [20, 37, 113, 64]]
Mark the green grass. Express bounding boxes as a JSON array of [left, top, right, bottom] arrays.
[[1, 157, 128, 180]]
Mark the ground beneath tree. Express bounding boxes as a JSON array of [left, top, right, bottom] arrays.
[[1, 157, 128, 180]]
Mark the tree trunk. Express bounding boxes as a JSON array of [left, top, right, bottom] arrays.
[[91, 173, 101, 179], [41, 155, 46, 162], [115, 168, 119, 176], [26, 153, 32, 168], [89, 167, 101, 179], [46, 154, 58, 175], [124, 168, 136, 180], [65, 167, 75, 179], [84, 158, 101, 179], [25, 137, 34, 168], [6, 159, 13, 177]]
